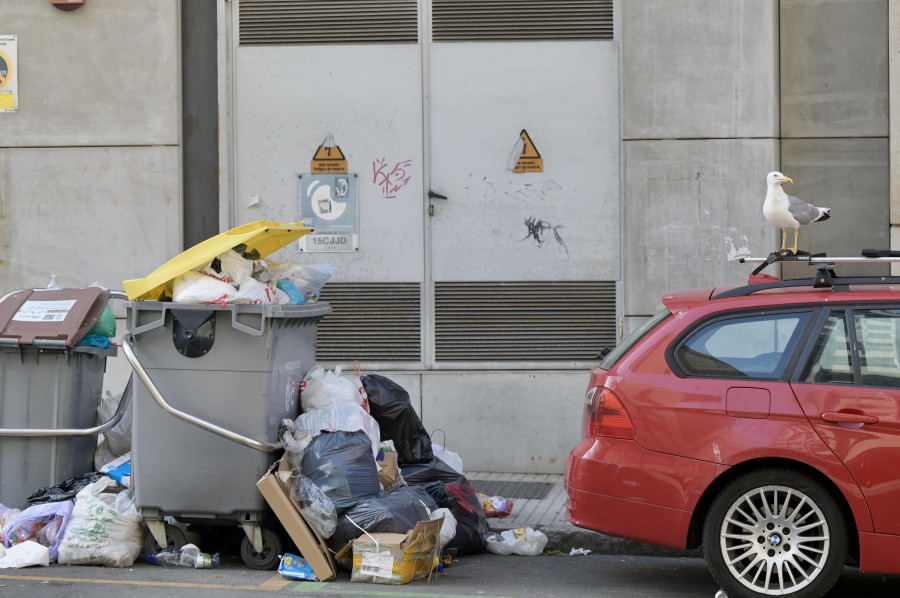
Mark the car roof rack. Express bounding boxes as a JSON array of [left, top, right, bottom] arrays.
[[712, 250, 900, 299]]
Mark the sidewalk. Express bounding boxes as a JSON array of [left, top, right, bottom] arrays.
[[468, 471, 700, 558]]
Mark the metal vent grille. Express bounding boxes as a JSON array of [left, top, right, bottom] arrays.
[[238, 0, 419, 46], [435, 281, 616, 361], [432, 0, 613, 42], [316, 283, 421, 362]]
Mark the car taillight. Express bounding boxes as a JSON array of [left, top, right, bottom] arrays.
[[582, 387, 635, 439]]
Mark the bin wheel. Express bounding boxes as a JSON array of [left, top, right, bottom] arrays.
[[240, 527, 282, 570], [143, 523, 187, 556]]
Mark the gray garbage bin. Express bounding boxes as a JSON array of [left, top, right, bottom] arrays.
[[0, 287, 121, 509], [123, 299, 330, 569]]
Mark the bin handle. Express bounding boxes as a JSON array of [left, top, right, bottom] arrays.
[[121, 334, 279, 453], [0, 375, 133, 438]]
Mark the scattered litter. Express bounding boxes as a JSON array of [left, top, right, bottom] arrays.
[[477, 492, 514, 518], [278, 553, 318, 581], [485, 527, 548, 556], [569, 547, 591, 556]]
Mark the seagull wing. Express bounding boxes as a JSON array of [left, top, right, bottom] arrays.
[[787, 195, 826, 226]]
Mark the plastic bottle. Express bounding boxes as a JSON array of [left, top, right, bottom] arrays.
[[146, 543, 220, 568]]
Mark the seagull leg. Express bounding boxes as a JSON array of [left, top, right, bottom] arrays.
[[780, 229, 788, 251], [791, 229, 799, 254]]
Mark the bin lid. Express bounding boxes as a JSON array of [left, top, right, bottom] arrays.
[[0, 287, 110, 347], [122, 220, 314, 301]]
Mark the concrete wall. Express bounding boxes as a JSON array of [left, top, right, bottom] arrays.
[[622, 0, 891, 324], [621, 1, 779, 321], [0, 1, 181, 293]]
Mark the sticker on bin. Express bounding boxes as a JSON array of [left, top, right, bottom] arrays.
[[12, 300, 77, 322]]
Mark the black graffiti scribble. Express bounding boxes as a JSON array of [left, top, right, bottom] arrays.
[[522, 217, 569, 257]]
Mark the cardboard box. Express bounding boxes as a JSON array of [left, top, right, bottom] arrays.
[[349, 518, 442, 585], [256, 458, 336, 581]]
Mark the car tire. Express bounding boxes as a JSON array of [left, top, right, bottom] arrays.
[[702, 468, 848, 598]]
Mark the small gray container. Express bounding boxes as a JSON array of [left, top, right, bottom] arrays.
[[125, 300, 330, 521], [0, 287, 116, 508]]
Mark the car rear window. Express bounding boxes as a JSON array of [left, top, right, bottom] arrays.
[[599, 309, 671, 369], [676, 312, 812, 379]]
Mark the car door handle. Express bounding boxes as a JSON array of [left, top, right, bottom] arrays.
[[821, 412, 879, 425]]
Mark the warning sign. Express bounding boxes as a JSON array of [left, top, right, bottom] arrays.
[[311, 137, 348, 174], [513, 129, 542, 173], [0, 35, 18, 113]]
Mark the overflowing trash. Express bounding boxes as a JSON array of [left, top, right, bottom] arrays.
[[0, 221, 548, 582]]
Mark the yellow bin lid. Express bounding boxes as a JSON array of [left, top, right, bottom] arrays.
[[123, 220, 313, 301]]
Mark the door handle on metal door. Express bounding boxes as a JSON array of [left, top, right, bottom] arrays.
[[821, 412, 879, 425], [428, 191, 448, 201]]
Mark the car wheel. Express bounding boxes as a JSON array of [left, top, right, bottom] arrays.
[[702, 469, 847, 598]]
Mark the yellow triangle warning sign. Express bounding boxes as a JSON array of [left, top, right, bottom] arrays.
[[311, 141, 348, 174], [514, 129, 543, 173]]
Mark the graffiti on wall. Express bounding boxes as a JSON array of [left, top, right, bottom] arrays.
[[373, 158, 413, 198]]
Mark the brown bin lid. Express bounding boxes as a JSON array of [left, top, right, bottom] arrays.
[[0, 287, 110, 347]]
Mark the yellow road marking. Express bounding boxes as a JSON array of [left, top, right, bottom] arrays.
[[0, 573, 291, 592], [258, 574, 294, 590]]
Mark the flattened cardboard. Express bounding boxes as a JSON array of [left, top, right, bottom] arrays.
[[256, 458, 336, 581]]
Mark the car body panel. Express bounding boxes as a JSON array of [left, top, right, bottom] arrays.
[[567, 280, 900, 575]]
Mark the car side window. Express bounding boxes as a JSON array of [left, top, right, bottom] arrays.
[[854, 309, 900, 388], [800, 312, 853, 385], [677, 312, 810, 379]]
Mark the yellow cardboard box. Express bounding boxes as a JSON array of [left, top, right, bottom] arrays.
[[349, 518, 442, 585]]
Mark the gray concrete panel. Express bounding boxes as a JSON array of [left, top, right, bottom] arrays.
[[623, 139, 778, 318], [2, 0, 178, 147], [780, 138, 890, 278], [0, 147, 181, 292], [421, 372, 586, 474], [781, 0, 889, 138], [622, 0, 778, 140]]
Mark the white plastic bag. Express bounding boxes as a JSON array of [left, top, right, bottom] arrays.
[[485, 527, 548, 556], [265, 263, 334, 301], [203, 249, 253, 287], [300, 367, 367, 413], [231, 277, 289, 305], [172, 271, 235, 304], [431, 508, 457, 549], [433, 443, 464, 475], [58, 477, 143, 567], [0, 540, 49, 569], [94, 389, 133, 470]]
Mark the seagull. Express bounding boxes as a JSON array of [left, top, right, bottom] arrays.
[[763, 171, 831, 253]]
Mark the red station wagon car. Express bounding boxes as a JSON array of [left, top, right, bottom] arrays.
[[566, 256, 900, 598]]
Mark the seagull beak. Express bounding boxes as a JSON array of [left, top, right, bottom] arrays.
[[781, 177, 793, 184]]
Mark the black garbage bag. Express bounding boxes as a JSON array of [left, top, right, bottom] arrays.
[[25, 472, 106, 507], [361, 375, 433, 465], [327, 485, 439, 555], [400, 457, 488, 555], [301, 430, 381, 516]]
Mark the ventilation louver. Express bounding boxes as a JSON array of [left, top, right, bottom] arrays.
[[435, 281, 616, 361], [316, 282, 421, 362], [433, 0, 613, 42], [239, 0, 418, 45]]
